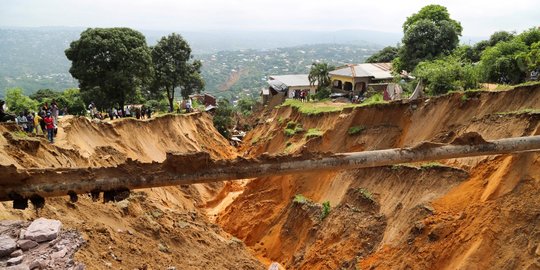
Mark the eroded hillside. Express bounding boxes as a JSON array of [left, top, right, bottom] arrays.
[[1, 85, 540, 270]]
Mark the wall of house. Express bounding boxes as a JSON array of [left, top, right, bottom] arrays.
[[288, 86, 317, 98]]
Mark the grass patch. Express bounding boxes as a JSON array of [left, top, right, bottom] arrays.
[[10, 131, 29, 139], [420, 162, 446, 169], [348, 125, 365, 135], [281, 99, 353, 115], [360, 93, 388, 106], [321, 201, 331, 220], [284, 128, 296, 137], [357, 188, 374, 202], [305, 128, 323, 139], [293, 194, 310, 204]]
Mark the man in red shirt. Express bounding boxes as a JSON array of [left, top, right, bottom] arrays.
[[44, 112, 55, 143]]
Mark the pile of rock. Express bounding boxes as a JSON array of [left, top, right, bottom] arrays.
[[0, 218, 85, 270]]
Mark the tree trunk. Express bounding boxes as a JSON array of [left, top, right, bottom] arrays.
[[2, 135, 540, 201], [167, 87, 174, 112]]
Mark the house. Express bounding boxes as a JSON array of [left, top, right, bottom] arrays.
[[329, 63, 393, 97], [266, 74, 317, 100], [189, 93, 217, 107]]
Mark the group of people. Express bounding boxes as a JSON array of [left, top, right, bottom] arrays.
[[15, 101, 59, 143], [293, 89, 310, 102], [89, 103, 152, 121]]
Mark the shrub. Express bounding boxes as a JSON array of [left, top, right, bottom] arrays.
[[305, 128, 323, 139], [286, 121, 297, 129], [358, 188, 374, 202], [284, 128, 296, 137], [348, 125, 365, 135], [293, 194, 309, 204], [321, 201, 331, 220]]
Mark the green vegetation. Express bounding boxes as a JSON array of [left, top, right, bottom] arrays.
[[212, 99, 234, 138], [284, 128, 296, 137], [150, 33, 204, 112], [348, 126, 366, 135], [308, 62, 334, 93], [281, 99, 346, 115], [65, 27, 152, 111], [284, 121, 304, 136], [414, 57, 479, 95], [10, 131, 29, 139], [420, 162, 446, 169], [321, 201, 331, 220], [360, 93, 387, 106], [5, 88, 39, 113], [293, 194, 310, 204], [305, 128, 323, 139], [366, 46, 399, 63], [393, 4, 463, 72]]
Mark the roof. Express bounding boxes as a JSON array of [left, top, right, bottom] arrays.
[[267, 74, 315, 89], [329, 63, 393, 80]]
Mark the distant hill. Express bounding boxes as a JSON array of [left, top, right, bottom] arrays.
[[0, 27, 402, 98]]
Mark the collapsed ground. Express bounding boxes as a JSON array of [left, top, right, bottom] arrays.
[[1, 84, 540, 269]]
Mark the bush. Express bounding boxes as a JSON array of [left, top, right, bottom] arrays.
[[293, 194, 309, 204], [313, 87, 331, 100], [414, 56, 479, 95], [348, 125, 366, 135], [5, 88, 39, 113], [305, 128, 323, 139], [321, 201, 331, 220], [284, 128, 296, 137]]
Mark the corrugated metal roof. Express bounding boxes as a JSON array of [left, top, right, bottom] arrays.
[[329, 63, 393, 80], [267, 74, 314, 87]]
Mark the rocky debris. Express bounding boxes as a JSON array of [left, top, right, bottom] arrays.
[[25, 218, 62, 243], [17, 240, 38, 251], [7, 255, 23, 266], [0, 235, 17, 257], [0, 219, 86, 269], [10, 249, 23, 257]]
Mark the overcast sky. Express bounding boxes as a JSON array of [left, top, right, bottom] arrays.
[[1, 0, 538, 37]]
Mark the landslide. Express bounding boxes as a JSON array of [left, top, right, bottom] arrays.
[[219, 84, 540, 269], [0, 113, 263, 270]]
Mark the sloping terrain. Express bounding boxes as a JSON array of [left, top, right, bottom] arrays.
[[0, 114, 263, 270], [1, 85, 540, 270], [219, 84, 540, 269]]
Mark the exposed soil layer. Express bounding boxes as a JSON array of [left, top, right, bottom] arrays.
[[2, 85, 540, 270], [220, 84, 540, 269], [0, 113, 263, 270]]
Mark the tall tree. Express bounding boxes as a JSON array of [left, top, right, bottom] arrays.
[[366, 46, 399, 63], [151, 33, 204, 112], [394, 5, 462, 72], [308, 62, 333, 91], [65, 28, 152, 111]]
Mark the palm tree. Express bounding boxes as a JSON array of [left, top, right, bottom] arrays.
[[308, 62, 333, 91]]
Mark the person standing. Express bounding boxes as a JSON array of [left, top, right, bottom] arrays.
[[44, 112, 55, 143], [33, 112, 42, 135], [16, 112, 28, 131], [26, 112, 34, 134]]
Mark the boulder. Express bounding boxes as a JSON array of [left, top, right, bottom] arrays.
[[17, 239, 38, 251], [10, 249, 23, 257], [24, 218, 62, 243], [7, 255, 24, 266], [0, 235, 17, 257]]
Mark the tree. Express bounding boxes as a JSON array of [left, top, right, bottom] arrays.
[[488, 31, 515, 46], [5, 88, 39, 113], [151, 33, 204, 112], [61, 88, 86, 115], [65, 28, 152, 112], [394, 5, 462, 72], [213, 99, 234, 138], [414, 57, 479, 95], [30, 89, 62, 104], [366, 46, 399, 63], [479, 40, 528, 84], [308, 62, 333, 92]]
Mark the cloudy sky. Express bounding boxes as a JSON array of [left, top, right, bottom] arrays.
[[1, 0, 538, 37]]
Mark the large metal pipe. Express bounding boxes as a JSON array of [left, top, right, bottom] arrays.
[[1, 135, 540, 202]]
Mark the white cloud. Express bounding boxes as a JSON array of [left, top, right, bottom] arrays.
[[0, 0, 538, 36]]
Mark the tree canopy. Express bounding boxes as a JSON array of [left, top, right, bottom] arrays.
[[5, 88, 39, 114], [366, 46, 399, 63], [65, 27, 152, 110], [394, 5, 462, 72], [151, 33, 204, 112]]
